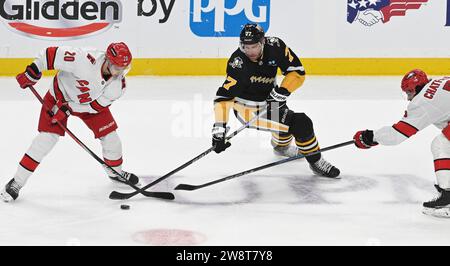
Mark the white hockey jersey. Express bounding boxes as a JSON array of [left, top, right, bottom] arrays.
[[374, 76, 450, 145], [33, 46, 126, 114]]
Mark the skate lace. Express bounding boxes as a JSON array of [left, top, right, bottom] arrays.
[[8, 181, 21, 194], [429, 192, 443, 203], [121, 172, 131, 181], [112, 171, 130, 183], [315, 159, 333, 173]]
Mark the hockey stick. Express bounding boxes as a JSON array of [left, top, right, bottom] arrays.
[[174, 140, 355, 191], [109, 109, 268, 200], [28, 86, 175, 200]]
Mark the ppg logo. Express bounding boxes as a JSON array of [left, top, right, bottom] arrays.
[[190, 0, 270, 37]]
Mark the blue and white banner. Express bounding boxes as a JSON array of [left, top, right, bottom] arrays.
[[189, 0, 270, 37]]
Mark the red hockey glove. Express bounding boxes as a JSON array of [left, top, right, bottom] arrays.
[[51, 101, 72, 124], [354, 130, 379, 149], [16, 63, 42, 89]]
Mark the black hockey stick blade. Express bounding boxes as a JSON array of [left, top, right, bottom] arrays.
[[110, 190, 175, 200], [174, 184, 201, 191], [145, 191, 175, 200]]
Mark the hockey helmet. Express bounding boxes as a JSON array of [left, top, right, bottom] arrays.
[[401, 69, 429, 95], [240, 23, 265, 45], [106, 42, 132, 68]]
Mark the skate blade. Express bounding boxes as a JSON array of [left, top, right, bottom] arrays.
[[0, 191, 14, 203], [310, 170, 341, 179], [422, 207, 450, 218], [109, 178, 142, 188]]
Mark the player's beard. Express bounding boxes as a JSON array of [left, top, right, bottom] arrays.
[[247, 53, 260, 62], [241, 42, 264, 62], [246, 47, 263, 62]]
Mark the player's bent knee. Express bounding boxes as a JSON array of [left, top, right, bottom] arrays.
[[100, 131, 122, 153], [288, 113, 314, 137], [27, 132, 60, 160], [431, 134, 450, 158], [40, 132, 60, 144], [33, 132, 60, 150]]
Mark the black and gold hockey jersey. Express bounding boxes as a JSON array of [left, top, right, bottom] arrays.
[[215, 36, 305, 103]]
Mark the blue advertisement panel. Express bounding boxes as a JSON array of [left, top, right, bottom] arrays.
[[189, 0, 270, 37]]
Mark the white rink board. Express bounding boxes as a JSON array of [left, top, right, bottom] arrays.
[[0, 0, 449, 58]]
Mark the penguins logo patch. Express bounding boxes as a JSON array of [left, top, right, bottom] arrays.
[[266, 37, 280, 47], [229, 57, 243, 69]]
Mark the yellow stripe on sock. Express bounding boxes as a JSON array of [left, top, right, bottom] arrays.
[[296, 136, 317, 147], [298, 146, 320, 154]]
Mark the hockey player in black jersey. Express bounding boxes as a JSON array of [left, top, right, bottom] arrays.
[[212, 23, 340, 178]]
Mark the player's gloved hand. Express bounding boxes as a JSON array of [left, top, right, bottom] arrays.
[[212, 122, 231, 153], [266, 86, 290, 111], [51, 100, 72, 124], [16, 63, 42, 89], [353, 130, 379, 149]]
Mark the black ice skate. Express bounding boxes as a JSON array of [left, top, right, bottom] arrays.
[[109, 171, 140, 186], [422, 185, 450, 218], [309, 157, 340, 178], [0, 179, 22, 202]]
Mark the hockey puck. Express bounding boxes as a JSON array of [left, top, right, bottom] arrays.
[[120, 204, 130, 210]]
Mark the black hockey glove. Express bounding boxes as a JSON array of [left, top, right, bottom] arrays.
[[266, 86, 290, 111], [353, 130, 379, 149], [212, 122, 231, 153]]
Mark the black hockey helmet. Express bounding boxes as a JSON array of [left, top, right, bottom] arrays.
[[239, 23, 265, 45]]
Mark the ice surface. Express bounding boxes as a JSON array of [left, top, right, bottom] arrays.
[[0, 76, 447, 246]]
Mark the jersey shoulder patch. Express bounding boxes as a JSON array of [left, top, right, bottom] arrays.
[[266, 37, 281, 47], [229, 56, 244, 69]]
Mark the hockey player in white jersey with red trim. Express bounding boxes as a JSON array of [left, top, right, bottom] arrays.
[[353, 69, 450, 218], [0, 42, 139, 202]]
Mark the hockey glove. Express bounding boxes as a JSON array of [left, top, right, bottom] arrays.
[[353, 130, 379, 149], [266, 86, 290, 111], [51, 100, 72, 124], [212, 122, 231, 153], [16, 63, 42, 89]]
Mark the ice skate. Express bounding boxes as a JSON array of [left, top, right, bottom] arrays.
[[309, 157, 340, 178], [0, 179, 22, 202], [422, 185, 450, 218], [109, 171, 140, 186]]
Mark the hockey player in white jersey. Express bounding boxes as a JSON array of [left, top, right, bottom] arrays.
[[353, 69, 450, 218], [0, 42, 138, 202]]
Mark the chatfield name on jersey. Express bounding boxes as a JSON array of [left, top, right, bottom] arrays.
[[0, 0, 122, 39]]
